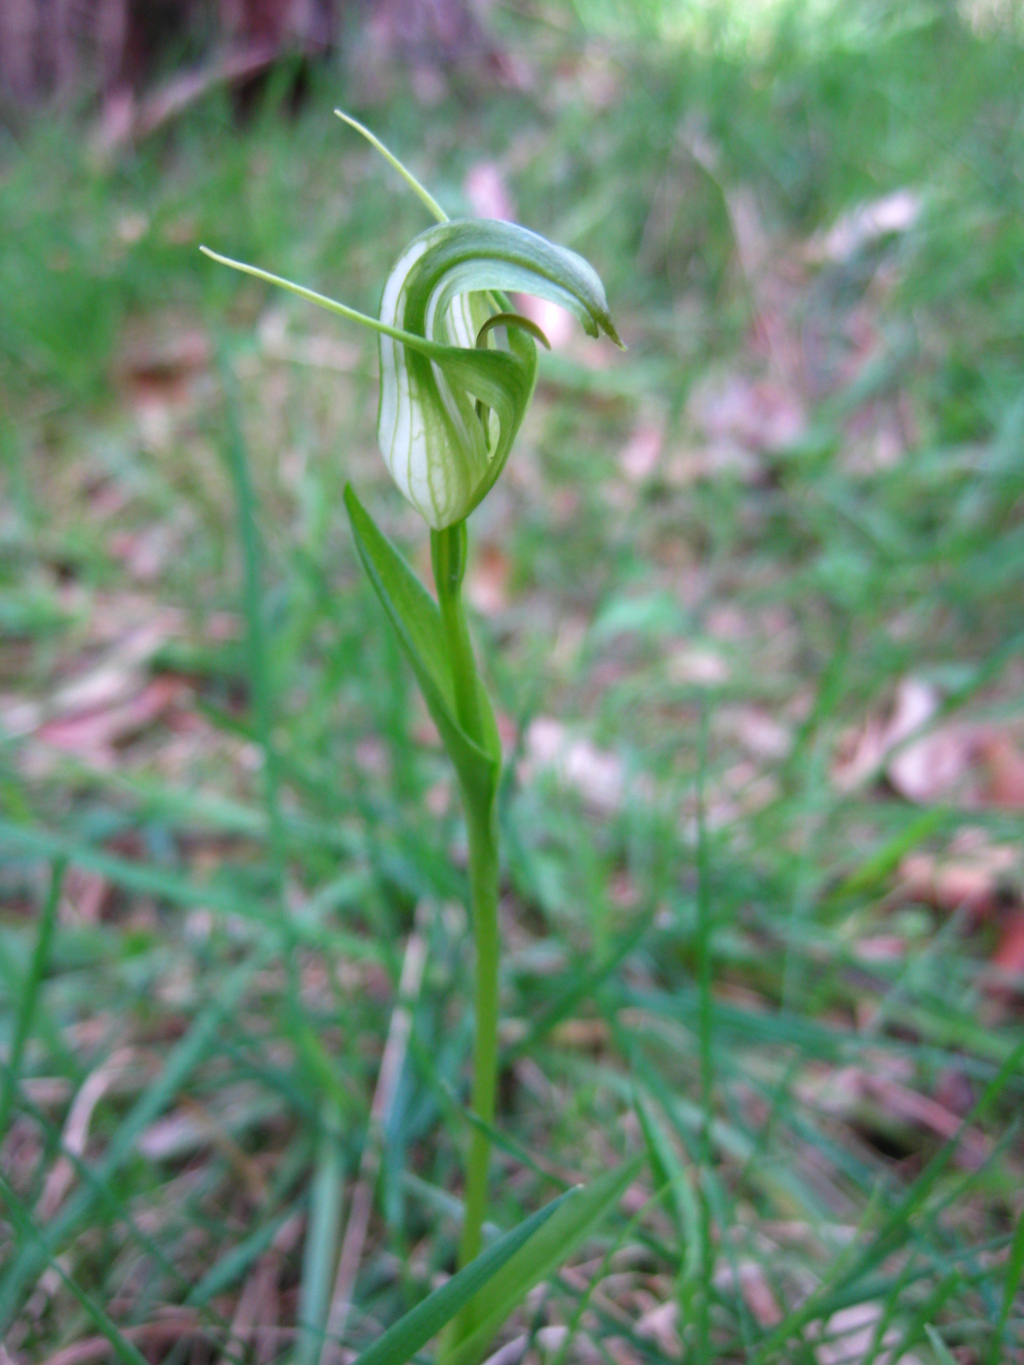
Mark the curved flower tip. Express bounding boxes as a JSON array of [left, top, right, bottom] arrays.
[[200, 211, 620, 529], [377, 218, 621, 529]]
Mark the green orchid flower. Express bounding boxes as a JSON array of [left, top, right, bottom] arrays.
[[203, 114, 620, 529]]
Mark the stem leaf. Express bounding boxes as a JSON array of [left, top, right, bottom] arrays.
[[343, 484, 499, 808]]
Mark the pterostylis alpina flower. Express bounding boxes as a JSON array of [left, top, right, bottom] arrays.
[[374, 218, 621, 527], [203, 115, 621, 530], [203, 113, 624, 1360]]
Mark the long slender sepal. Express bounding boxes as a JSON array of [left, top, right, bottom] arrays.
[[334, 109, 449, 225], [198, 246, 455, 358]]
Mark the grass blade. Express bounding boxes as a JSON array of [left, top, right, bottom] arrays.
[[0, 1174, 150, 1365], [446, 1154, 644, 1365], [0, 858, 65, 1138], [924, 1323, 959, 1365], [635, 1095, 702, 1307], [988, 1202, 1024, 1365], [0, 951, 262, 1330], [297, 1108, 347, 1365], [350, 1188, 574, 1365], [218, 347, 287, 893]]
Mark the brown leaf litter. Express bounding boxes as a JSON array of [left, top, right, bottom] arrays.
[[835, 675, 1024, 809], [898, 832, 1021, 921]]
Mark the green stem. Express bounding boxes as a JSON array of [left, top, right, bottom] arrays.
[[459, 800, 500, 1274], [431, 522, 483, 744], [431, 523, 501, 1339]]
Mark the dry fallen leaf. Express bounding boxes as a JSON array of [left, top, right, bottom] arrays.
[[619, 418, 664, 483], [835, 675, 935, 792], [862, 1073, 990, 1169], [465, 543, 510, 616], [841, 397, 915, 475], [991, 911, 1024, 987], [521, 717, 625, 814], [895, 824, 1024, 999], [36, 676, 190, 770], [2, 616, 179, 739], [668, 372, 805, 487], [464, 160, 515, 221], [809, 189, 922, 264], [221, 1212, 304, 1365], [852, 931, 913, 963], [119, 326, 211, 406], [63, 867, 111, 925], [689, 373, 806, 454], [835, 677, 977, 803], [837, 677, 1024, 811], [713, 1260, 782, 1328], [899, 840, 1020, 920], [816, 1301, 921, 1365], [977, 732, 1024, 807], [666, 644, 730, 686], [635, 1299, 682, 1355], [108, 522, 182, 583], [698, 760, 779, 830], [718, 704, 791, 760], [37, 1050, 137, 1222], [550, 1018, 610, 1050], [42, 1310, 212, 1365]]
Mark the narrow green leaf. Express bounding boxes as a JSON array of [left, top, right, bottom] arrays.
[[343, 484, 499, 808], [350, 1190, 573, 1365], [344, 485, 454, 705], [298, 1112, 346, 1365], [924, 1323, 959, 1365], [446, 1154, 644, 1365], [0, 951, 261, 1331], [988, 1203, 1024, 1365], [0, 1175, 150, 1365], [187, 1209, 294, 1307], [0, 858, 65, 1139], [635, 1095, 702, 1289]]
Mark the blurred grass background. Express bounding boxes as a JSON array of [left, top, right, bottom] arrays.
[[2, 1, 1024, 1361]]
